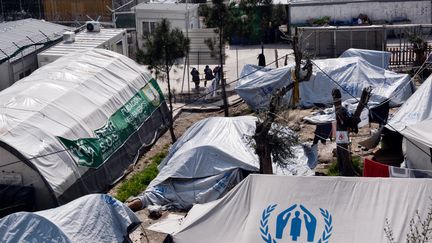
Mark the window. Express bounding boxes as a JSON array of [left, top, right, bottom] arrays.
[[116, 40, 123, 54], [142, 21, 156, 37]]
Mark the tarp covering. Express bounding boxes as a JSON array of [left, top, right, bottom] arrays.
[[0, 194, 140, 243], [163, 175, 432, 243], [235, 57, 413, 110], [387, 75, 432, 132], [136, 116, 316, 210], [386, 76, 432, 170], [0, 49, 170, 207], [339, 48, 391, 69], [400, 122, 432, 171], [303, 98, 370, 127]]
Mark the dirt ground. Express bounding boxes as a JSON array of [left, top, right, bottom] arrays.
[[112, 101, 381, 243]]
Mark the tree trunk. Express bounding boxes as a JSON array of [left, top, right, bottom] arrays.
[[166, 65, 177, 143], [253, 88, 287, 175], [255, 122, 273, 174], [292, 27, 301, 106]]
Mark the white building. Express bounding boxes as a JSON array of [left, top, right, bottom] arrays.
[[0, 19, 70, 90], [133, 3, 200, 49], [37, 28, 128, 67], [277, 0, 432, 25]]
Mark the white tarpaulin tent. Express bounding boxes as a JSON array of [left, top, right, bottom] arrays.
[[339, 48, 391, 69], [160, 175, 432, 243], [0, 49, 170, 210], [386, 75, 432, 170], [387, 75, 432, 132], [0, 194, 140, 242], [235, 57, 413, 110], [136, 116, 316, 210]]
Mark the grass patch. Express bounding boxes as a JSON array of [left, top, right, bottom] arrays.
[[327, 155, 363, 176], [115, 149, 168, 202]]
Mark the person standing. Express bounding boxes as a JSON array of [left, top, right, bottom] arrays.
[[213, 66, 220, 88], [204, 65, 214, 87], [191, 67, 200, 91]]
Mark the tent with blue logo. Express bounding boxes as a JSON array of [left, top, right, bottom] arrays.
[[235, 56, 413, 110], [153, 175, 432, 243], [135, 116, 317, 210], [0, 194, 140, 242]]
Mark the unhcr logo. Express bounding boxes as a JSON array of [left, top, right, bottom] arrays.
[[260, 204, 333, 243]]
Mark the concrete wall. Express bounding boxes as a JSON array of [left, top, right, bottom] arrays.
[[0, 53, 39, 91], [291, 1, 431, 24], [109, 32, 129, 57], [135, 7, 200, 49], [0, 63, 12, 91]]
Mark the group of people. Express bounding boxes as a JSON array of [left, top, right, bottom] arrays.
[[191, 65, 221, 91]]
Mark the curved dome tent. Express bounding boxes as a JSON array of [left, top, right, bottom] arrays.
[[0, 49, 170, 210]]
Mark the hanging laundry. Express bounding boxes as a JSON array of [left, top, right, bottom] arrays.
[[363, 158, 389, 177]]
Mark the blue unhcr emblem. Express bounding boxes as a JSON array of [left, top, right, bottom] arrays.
[[102, 194, 119, 207], [260, 204, 333, 243]]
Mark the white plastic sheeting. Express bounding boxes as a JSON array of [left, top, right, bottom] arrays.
[[387, 75, 432, 132], [303, 98, 370, 127], [136, 116, 317, 210], [0, 194, 140, 243], [386, 76, 432, 170], [402, 125, 432, 171], [162, 175, 432, 243], [235, 57, 413, 110], [0, 49, 170, 208], [339, 48, 391, 69]]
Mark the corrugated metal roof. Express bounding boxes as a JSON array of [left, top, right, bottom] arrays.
[[39, 28, 126, 57], [0, 18, 70, 61], [133, 2, 199, 11]]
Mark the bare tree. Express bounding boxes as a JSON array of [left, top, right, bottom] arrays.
[[253, 29, 312, 174], [136, 19, 190, 143]]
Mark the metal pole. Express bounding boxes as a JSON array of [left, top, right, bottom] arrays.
[[187, 54, 190, 99], [236, 47, 239, 79], [38, 0, 41, 19], [185, 0, 191, 99], [220, 27, 229, 117], [181, 57, 186, 94], [1, 0, 4, 20]]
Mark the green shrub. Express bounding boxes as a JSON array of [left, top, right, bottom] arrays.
[[326, 155, 363, 176], [115, 150, 168, 202]]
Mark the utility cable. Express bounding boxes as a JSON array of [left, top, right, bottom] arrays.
[[310, 59, 432, 158]]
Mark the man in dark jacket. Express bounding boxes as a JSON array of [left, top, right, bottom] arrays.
[[191, 67, 200, 91], [204, 65, 214, 87]]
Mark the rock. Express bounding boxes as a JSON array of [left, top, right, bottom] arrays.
[[148, 205, 163, 219]]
